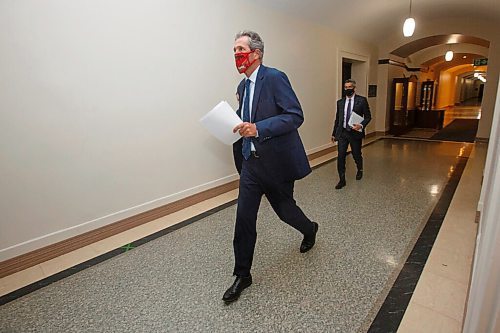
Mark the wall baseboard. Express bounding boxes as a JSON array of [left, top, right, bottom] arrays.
[[306, 132, 381, 161], [475, 137, 489, 143], [0, 173, 240, 262], [369, 131, 384, 138], [308, 146, 337, 161], [0, 180, 239, 278]]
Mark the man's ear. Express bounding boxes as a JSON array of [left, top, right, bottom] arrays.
[[255, 49, 262, 60]]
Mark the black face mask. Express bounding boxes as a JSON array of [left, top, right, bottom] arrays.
[[345, 88, 354, 97]]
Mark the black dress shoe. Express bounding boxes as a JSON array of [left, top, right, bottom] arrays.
[[335, 180, 346, 189], [356, 170, 363, 180], [222, 275, 252, 303], [300, 222, 318, 253]]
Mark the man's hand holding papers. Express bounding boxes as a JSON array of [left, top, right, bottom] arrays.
[[200, 101, 242, 145], [348, 112, 364, 132]]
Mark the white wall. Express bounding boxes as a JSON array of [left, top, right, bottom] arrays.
[[0, 0, 378, 260], [477, 41, 500, 138], [464, 75, 500, 333], [375, 63, 410, 132]]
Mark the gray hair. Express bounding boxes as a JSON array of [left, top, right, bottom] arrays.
[[235, 30, 264, 60], [344, 79, 357, 88]]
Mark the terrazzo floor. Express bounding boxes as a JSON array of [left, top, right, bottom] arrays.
[[0, 139, 471, 333]]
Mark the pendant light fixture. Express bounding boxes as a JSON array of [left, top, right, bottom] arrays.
[[445, 51, 454, 61], [403, 0, 415, 37], [445, 44, 454, 62]]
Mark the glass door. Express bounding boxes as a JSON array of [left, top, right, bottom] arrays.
[[420, 80, 434, 110], [389, 78, 410, 135]]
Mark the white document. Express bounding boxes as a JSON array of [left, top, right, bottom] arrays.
[[200, 101, 242, 145], [348, 112, 364, 132]]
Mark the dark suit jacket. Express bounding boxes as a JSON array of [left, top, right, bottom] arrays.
[[332, 94, 372, 139], [233, 65, 311, 182]]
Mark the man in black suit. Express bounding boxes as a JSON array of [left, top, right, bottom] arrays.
[[331, 79, 372, 189], [222, 30, 318, 303]]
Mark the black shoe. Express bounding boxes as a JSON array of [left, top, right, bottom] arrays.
[[222, 275, 252, 303], [335, 179, 346, 189], [356, 170, 363, 180], [300, 222, 319, 253]]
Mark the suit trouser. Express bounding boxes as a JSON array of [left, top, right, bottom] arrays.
[[337, 130, 363, 177], [233, 155, 314, 277]]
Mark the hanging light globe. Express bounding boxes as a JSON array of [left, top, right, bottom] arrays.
[[403, 17, 416, 37], [445, 50, 454, 61]]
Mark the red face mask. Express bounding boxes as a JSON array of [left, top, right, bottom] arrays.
[[235, 51, 257, 74]]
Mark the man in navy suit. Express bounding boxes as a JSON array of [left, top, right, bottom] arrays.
[[331, 79, 372, 189], [222, 30, 318, 303]]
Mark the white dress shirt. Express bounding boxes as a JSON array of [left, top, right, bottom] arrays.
[[242, 65, 260, 151], [343, 93, 363, 129], [344, 93, 355, 128]]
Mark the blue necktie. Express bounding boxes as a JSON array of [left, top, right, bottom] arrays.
[[242, 79, 251, 160], [345, 98, 352, 131]]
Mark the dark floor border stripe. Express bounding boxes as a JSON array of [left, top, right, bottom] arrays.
[[367, 144, 472, 333], [0, 200, 237, 306]]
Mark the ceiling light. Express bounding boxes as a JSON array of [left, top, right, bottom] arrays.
[[403, 0, 415, 37], [463, 55, 467, 59], [477, 74, 487, 82], [445, 50, 454, 61], [403, 18, 416, 37]]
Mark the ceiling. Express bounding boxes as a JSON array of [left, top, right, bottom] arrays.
[[391, 35, 490, 58], [422, 53, 484, 68], [250, 0, 500, 45], [423, 53, 484, 74]]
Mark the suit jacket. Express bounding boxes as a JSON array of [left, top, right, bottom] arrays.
[[332, 94, 372, 139], [233, 65, 311, 181]]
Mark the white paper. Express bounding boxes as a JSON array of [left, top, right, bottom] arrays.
[[348, 112, 364, 132], [200, 101, 242, 145]]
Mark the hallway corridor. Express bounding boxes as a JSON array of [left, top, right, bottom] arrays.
[[0, 139, 484, 332], [1, 0, 498, 331]]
